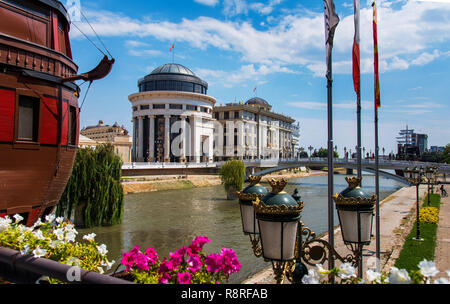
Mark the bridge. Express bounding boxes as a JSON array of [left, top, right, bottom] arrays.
[[121, 158, 450, 182], [238, 158, 450, 183]]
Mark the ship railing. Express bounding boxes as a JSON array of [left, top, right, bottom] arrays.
[[0, 247, 133, 284]]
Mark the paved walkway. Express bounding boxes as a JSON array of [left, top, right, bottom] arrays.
[[243, 184, 446, 284], [435, 184, 450, 279]]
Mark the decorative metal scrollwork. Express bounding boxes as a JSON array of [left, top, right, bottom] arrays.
[[301, 238, 361, 268], [249, 234, 262, 258]]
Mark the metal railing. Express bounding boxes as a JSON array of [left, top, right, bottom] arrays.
[[0, 247, 133, 284]]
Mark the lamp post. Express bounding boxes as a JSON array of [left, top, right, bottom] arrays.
[[308, 146, 313, 159], [332, 177, 376, 277], [237, 176, 268, 257], [252, 179, 303, 284], [404, 167, 424, 241], [425, 167, 435, 206], [248, 177, 375, 283]]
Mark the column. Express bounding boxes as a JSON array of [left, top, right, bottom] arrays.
[[190, 115, 199, 163], [138, 116, 144, 161], [164, 115, 170, 162], [180, 116, 186, 162], [132, 117, 137, 161], [148, 115, 155, 162]]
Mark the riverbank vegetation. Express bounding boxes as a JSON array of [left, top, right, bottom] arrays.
[[57, 144, 124, 228], [394, 193, 441, 271], [218, 160, 245, 199]]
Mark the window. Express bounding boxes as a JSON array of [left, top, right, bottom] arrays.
[[169, 104, 182, 110], [17, 96, 39, 142], [187, 105, 197, 111], [234, 111, 240, 119], [214, 112, 219, 119], [140, 105, 149, 110], [153, 104, 165, 109], [200, 107, 208, 113], [224, 112, 229, 119], [68, 106, 77, 146]]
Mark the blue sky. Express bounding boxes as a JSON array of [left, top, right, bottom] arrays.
[[68, 0, 450, 157]]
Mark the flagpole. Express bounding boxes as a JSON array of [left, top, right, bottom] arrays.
[[324, 0, 339, 274], [373, 0, 381, 272]]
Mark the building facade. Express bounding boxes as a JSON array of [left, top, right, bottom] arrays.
[[213, 97, 297, 160], [80, 120, 132, 162], [128, 63, 216, 163]]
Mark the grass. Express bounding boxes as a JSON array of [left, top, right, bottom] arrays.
[[394, 193, 441, 271]]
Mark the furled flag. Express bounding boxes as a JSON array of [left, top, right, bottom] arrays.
[[253, 86, 257, 93], [373, 1, 381, 108], [170, 43, 174, 52], [352, 0, 360, 99], [324, 0, 340, 79]]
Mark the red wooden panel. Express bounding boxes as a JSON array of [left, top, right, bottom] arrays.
[[40, 96, 58, 145], [61, 100, 68, 145], [75, 107, 79, 146], [27, 208, 41, 227], [0, 88, 15, 142]]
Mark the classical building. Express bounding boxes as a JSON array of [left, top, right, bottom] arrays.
[[80, 120, 132, 162], [128, 63, 216, 163], [213, 97, 297, 160]]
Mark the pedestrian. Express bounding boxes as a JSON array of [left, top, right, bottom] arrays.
[[440, 185, 447, 197]]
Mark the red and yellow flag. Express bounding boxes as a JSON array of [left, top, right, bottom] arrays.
[[352, 0, 360, 99], [373, 1, 380, 108]]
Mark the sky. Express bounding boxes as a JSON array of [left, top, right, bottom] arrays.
[[67, 0, 450, 157]]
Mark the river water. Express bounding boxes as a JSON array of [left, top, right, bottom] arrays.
[[78, 173, 405, 283]]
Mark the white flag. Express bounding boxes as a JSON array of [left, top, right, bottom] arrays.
[[324, 0, 340, 47]]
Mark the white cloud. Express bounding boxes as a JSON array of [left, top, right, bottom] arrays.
[[194, 0, 219, 6], [70, 1, 450, 77]]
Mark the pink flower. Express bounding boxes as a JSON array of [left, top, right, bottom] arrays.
[[205, 253, 223, 273], [121, 252, 134, 271], [188, 236, 210, 255], [221, 248, 241, 275], [159, 258, 174, 273], [187, 255, 202, 273], [145, 247, 159, 265], [159, 272, 171, 284], [177, 272, 192, 284]]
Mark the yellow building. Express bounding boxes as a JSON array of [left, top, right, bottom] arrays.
[[80, 120, 132, 163]]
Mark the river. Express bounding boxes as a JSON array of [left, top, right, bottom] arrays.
[[78, 173, 406, 283]]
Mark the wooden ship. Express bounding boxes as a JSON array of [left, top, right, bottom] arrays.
[[0, 0, 114, 226]]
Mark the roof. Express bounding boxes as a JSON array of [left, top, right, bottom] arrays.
[[150, 63, 196, 76], [246, 97, 270, 106]]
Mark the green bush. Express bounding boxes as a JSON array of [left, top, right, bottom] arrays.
[[218, 160, 245, 192], [57, 144, 124, 228]]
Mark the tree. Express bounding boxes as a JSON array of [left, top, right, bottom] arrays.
[[442, 144, 450, 164], [312, 148, 339, 158], [218, 160, 245, 200], [56, 144, 124, 228]]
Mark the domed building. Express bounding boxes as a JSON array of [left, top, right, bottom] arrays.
[[128, 63, 216, 163], [213, 96, 298, 160]]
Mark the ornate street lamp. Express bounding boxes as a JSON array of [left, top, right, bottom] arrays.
[[253, 179, 303, 283], [404, 167, 424, 241], [333, 177, 376, 277], [246, 177, 377, 283], [237, 176, 268, 257]]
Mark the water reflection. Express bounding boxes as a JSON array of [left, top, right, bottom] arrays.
[[78, 173, 404, 283]]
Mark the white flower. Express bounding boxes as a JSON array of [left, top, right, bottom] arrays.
[[433, 277, 449, 284], [33, 230, 46, 240], [66, 257, 81, 267], [45, 214, 55, 223], [53, 228, 65, 241], [32, 218, 44, 228], [83, 233, 96, 242], [65, 231, 76, 243], [338, 263, 357, 279], [32, 247, 47, 258], [102, 259, 115, 271], [55, 217, 64, 224], [13, 214, 24, 223], [301, 268, 319, 284], [97, 244, 108, 256], [49, 240, 63, 249], [388, 267, 411, 284], [97, 266, 104, 274], [366, 269, 383, 283], [419, 259, 439, 277], [21, 244, 31, 255]]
